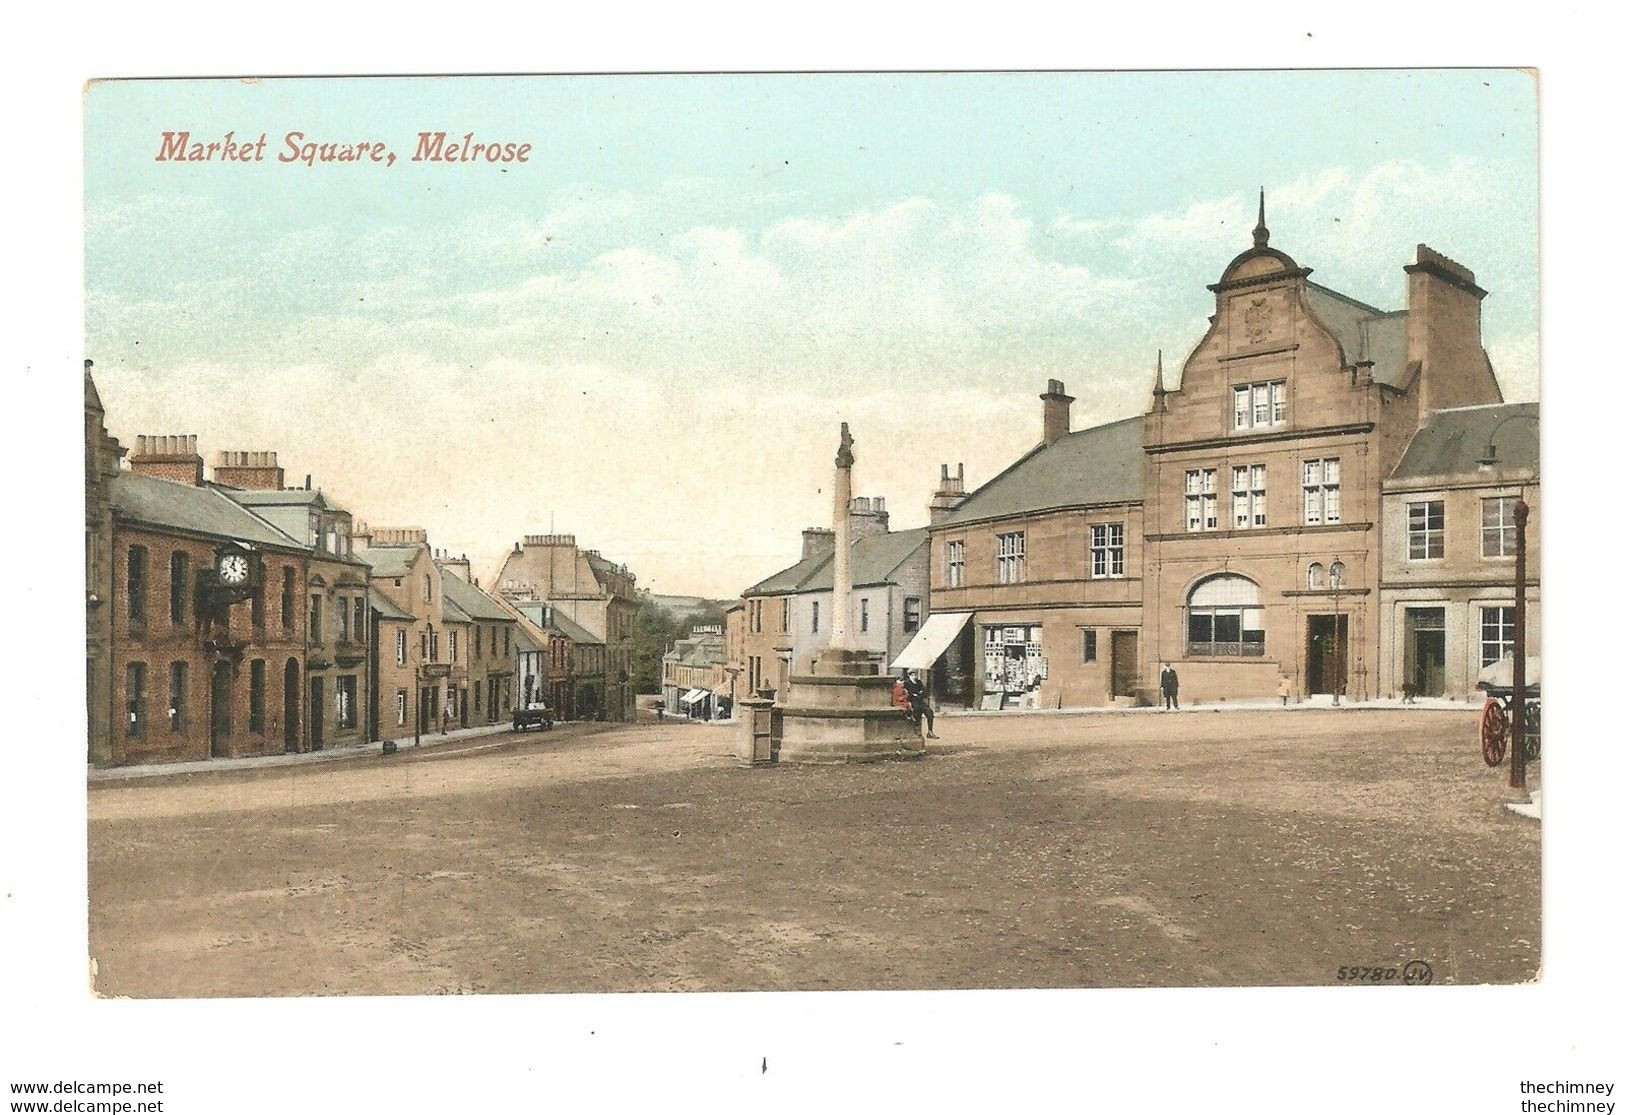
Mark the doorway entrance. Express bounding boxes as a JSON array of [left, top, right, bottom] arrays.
[[1306, 615, 1349, 696], [1110, 631, 1139, 699], [418, 685, 439, 735], [308, 676, 324, 751], [1404, 607, 1447, 697], [283, 659, 299, 751], [209, 660, 233, 758]]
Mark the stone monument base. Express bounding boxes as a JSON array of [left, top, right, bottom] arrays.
[[775, 648, 924, 764]]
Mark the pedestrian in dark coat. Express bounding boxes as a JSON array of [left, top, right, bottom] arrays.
[[902, 669, 938, 739], [1159, 663, 1180, 710]]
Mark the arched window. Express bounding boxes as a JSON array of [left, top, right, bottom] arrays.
[[1329, 561, 1346, 589], [1186, 574, 1265, 657], [1307, 562, 1325, 589]]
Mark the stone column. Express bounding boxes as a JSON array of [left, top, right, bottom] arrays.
[[829, 422, 855, 651]]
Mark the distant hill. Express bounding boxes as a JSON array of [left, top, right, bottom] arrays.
[[638, 593, 738, 624]]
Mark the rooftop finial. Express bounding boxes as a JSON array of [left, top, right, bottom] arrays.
[[1152, 349, 1166, 395], [1253, 188, 1269, 249]]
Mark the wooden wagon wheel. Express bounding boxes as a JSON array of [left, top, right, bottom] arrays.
[[1480, 698, 1508, 767]]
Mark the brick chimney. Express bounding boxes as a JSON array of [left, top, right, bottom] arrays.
[[371, 527, 429, 547], [929, 463, 968, 524], [353, 520, 374, 550], [212, 449, 284, 490], [1404, 244, 1501, 415], [129, 434, 204, 486], [436, 550, 473, 583], [801, 527, 836, 560], [1041, 379, 1074, 446], [849, 495, 890, 541]]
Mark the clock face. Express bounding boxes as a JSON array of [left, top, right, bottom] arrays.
[[219, 553, 250, 585]]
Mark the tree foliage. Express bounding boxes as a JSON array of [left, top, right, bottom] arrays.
[[629, 600, 731, 694]]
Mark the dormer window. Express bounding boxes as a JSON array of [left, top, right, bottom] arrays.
[[1233, 381, 1286, 431]]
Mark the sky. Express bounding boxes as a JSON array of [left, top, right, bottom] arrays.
[[84, 71, 1538, 598]]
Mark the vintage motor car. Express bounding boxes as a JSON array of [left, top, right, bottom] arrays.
[[512, 703, 554, 732]]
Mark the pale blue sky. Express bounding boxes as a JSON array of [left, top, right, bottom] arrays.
[[85, 71, 1538, 596]]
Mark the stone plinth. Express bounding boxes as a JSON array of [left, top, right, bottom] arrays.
[[775, 649, 923, 764], [734, 696, 777, 766]]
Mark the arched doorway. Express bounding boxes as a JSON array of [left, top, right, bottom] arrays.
[[283, 658, 300, 752], [209, 660, 233, 759]]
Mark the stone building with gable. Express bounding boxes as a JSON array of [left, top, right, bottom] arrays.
[[494, 533, 637, 721], [909, 199, 1513, 710], [358, 527, 454, 740], [1141, 202, 1502, 704]]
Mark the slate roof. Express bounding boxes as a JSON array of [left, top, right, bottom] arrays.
[[585, 550, 634, 586], [932, 415, 1145, 528], [357, 546, 419, 579], [440, 568, 514, 623], [490, 596, 555, 652], [664, 633, 724, 667], [226, 488, 338, 508], [513, 602, 604, 646], [1304, 283, 1412, 388], [1390, 402, 1539, 481], [110, 472, 305, 550], [368, 587, 415, 622], [742, 550, 831, 597], [742, 528, 928, 598]]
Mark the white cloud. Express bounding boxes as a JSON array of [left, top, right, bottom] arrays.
[[85, 162, 1537, 596]]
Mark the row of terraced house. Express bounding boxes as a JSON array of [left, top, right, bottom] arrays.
[[86, 368, 637, 766], [732, 206, 1540, 711]]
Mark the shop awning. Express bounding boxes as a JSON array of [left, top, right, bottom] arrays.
[[889, 612, 973, 671], [680, 688, 709, 705]]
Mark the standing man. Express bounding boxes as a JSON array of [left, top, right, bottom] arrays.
[[902, 669, 938, 739], [1159, 663, 1180, 710]]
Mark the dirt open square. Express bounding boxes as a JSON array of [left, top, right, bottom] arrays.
[[87, 707, 1540, 996]]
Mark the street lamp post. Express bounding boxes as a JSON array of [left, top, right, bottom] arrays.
[[1330, 558, 1342, 707], [1510, 498, 1529, 792], [1477, 411, 1538, 796]]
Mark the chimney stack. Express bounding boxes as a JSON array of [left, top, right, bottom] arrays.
[[1404, 244, 1501, 416], [929, 462, 969, 524], [801, 527, 836, 561], [437, 551, 473, 583], [129, 434, 204, 486], [1041, 379, 1074, 446], [371, 526, 429, 547], [848, 495, 890, 541], [212, 449, 284, 490]]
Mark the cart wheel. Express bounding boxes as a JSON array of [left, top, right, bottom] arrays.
[[1480, 699, 1508, 767], [1523, 703, 1541, 763]]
